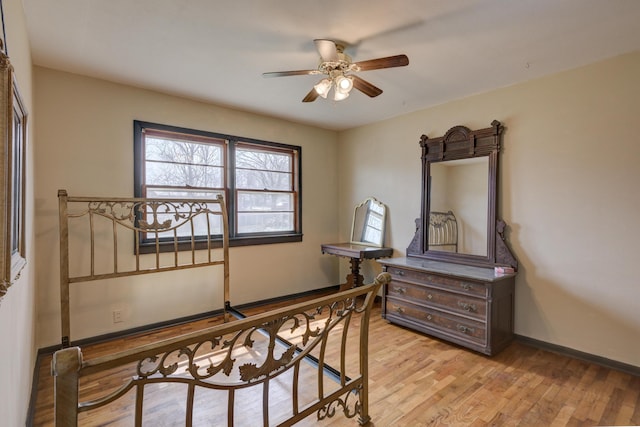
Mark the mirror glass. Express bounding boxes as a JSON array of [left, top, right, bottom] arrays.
[[429, 157, 488, 256], [351, 197, 386, 247]]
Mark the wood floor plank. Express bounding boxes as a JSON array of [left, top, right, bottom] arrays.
[[33, 301, 640, 426], [630, 376, 640, 425]]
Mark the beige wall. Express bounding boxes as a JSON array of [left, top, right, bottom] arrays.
[[338, 51, 640, 367], [33, 68, 340, 346], [0, 0, 36, 425]]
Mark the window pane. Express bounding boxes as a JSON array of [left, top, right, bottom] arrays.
[[237, 191, 294, 233], [238, 212, 294, 233], [237, 191, 293, 212], [236, 169, 291, 191], [146, 137, 223, 166], [145, 136, 223, 187], [236, 148, 290, 171], [143, 188, 225, 238], [143, 209, 223, 238], [146, 160, 223, 188]]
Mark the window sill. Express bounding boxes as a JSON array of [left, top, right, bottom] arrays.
[[137, 233, 303, 254]]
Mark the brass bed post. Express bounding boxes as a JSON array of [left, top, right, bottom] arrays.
[[58, 190, 71, 348], [51, 346, 82, 426], [358, 272, 389, 425], [111, 217, 118, 274], [218, 194, 230, 322]]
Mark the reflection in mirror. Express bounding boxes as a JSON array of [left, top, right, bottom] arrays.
[[428, 211, 458, 252], [351, 198, 386, 247], [430, 158, 488, 256]]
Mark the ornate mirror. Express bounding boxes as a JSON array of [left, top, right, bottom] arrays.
[[351, 197, 386, 247], [407, 120, 517, 269]]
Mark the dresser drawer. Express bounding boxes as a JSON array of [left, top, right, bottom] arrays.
[[385, 266, 487, 298], [387, 280, 486, 319], [386, 297, 486, 345]]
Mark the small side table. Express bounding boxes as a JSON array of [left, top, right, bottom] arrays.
[[321, 243, 393, 290]]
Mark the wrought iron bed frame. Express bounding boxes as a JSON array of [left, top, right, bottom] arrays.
[[58, 189, 230, 348], [428, 210, 458, 252], [52, 279, 387, 426], [54, 190, 390, 425]]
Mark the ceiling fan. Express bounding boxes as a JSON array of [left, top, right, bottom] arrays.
[[262, 39, 409, 102]]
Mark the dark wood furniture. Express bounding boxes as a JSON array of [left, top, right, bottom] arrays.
[[407, 120, 517, 269], [321, 243, 393, 290], [381, 121, 518, 355], [379, 257, 515, 356]]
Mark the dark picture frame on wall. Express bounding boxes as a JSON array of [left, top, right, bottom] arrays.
[[0, 12, 28, 304]]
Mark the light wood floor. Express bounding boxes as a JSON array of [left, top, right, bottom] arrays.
[[32, 299, 640, 426]]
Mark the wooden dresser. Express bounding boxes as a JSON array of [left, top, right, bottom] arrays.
[[378, 257, 515, 356]]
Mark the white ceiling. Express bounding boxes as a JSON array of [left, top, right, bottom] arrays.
[[22, 0, 640, 131]]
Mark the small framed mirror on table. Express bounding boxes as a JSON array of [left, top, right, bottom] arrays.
[[322, 198, 393, 290]]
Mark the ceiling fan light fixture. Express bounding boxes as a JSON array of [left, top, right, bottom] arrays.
[[314, 78, 332, 98], [335, 75, 354, 94], [333, 88, 350, 101]]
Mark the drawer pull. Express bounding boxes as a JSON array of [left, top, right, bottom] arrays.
[[392, 286, 407, 294], [396, 270, 405, 276], [393, 306, 405, 314], [457, 325, 475, 334], [458, 302, 477, 312], [427, 293, 433, 300], [426, 314, 432, 321], [461, 284, 471, 291]]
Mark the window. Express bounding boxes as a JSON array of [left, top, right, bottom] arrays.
[[134, 121, 302, 248]]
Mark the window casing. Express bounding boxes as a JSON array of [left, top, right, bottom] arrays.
[[134, 121, 302, 249]]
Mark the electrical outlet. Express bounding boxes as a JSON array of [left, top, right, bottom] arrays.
[[112, 309, 123, 323]]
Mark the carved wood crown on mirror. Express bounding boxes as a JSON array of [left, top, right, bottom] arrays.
[[407, 120, 517, 270]]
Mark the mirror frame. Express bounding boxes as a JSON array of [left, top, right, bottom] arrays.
[[350, 197, 386, 247], [0, 41, 28, 304], [407, 120, 517, 269]]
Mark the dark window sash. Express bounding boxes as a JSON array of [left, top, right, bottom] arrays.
[[136, 233, 303, 254]]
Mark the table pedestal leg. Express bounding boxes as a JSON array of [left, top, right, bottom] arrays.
[[340, 257, 364, 291]]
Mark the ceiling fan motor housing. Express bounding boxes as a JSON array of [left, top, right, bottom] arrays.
[[319, 52, 357, 75]]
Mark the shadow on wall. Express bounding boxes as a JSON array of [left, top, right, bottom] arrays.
[[360, 258, 389, 286], [318, 254, 339, 286], [511, 222, 639, 367], [34, 198, 63, 343]]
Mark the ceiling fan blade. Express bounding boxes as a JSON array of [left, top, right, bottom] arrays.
[[352, 75, 383, 98], [314, 39, 339, 62], [354, 54, 409, 71], [302, 88, 319, 103], [263, 70, 319, 78]]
